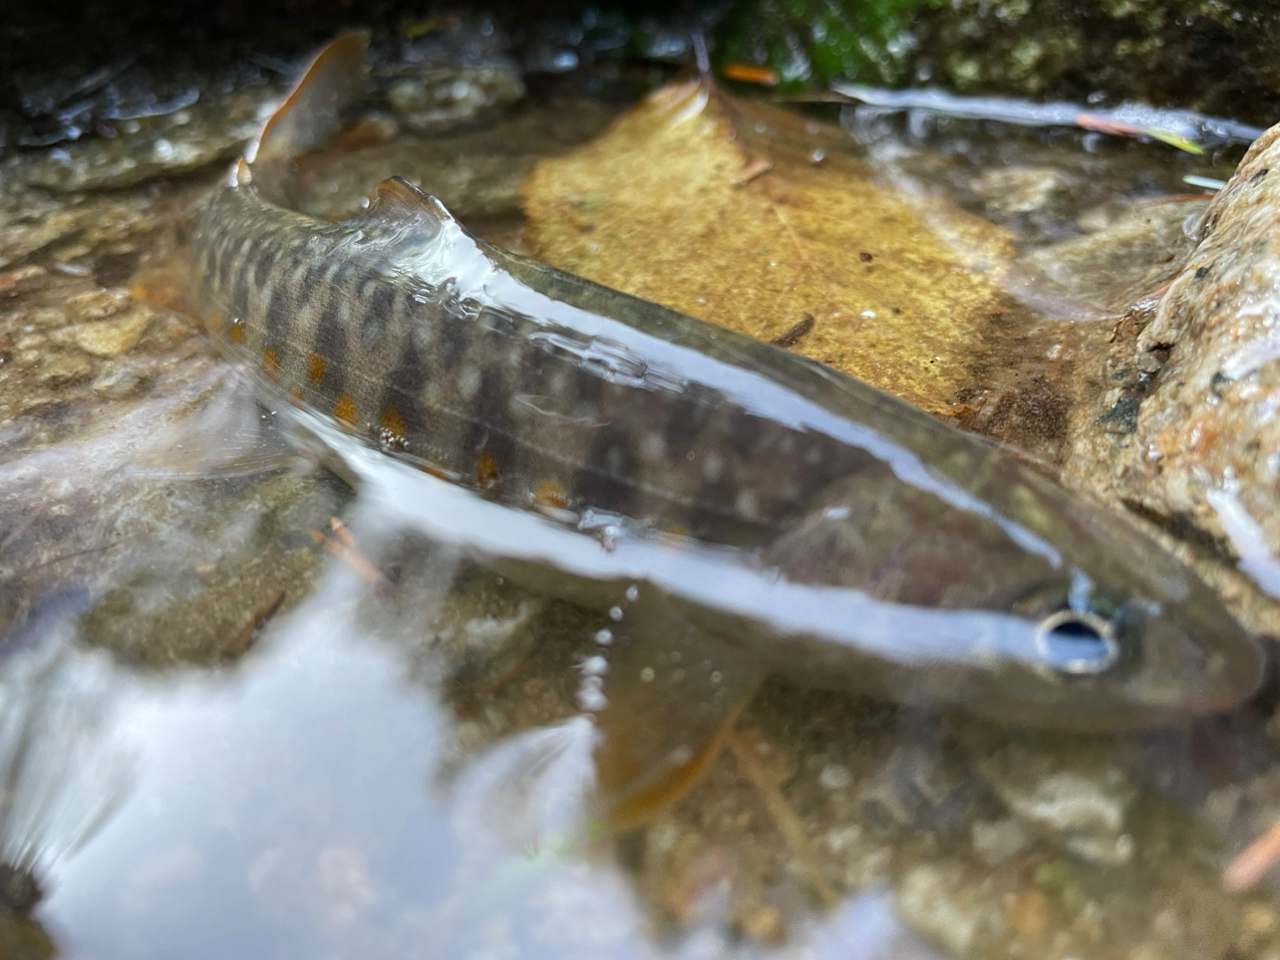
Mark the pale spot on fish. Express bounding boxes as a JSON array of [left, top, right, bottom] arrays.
[[703, 452, 725, 482], [639, 432, 666, 463], [458, 364, 481, 401], [411, 320, 434, 349], [804, 444, 825, 465], [605, 445, 625, 475], [735, 489, 760, 520]]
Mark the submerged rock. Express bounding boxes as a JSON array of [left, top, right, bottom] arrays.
[[21, 86, 273, 192], [384, 66, 523, 134], [966, 733, 1137, 865], [1065, 121, 1280, 612]]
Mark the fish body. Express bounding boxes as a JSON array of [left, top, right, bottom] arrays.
[[189, 32, 1261, 734]]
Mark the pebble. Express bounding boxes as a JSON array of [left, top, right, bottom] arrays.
[[896, 861, 999, 957], [62, 304, 154, 357], [1244, 903, 1280, 938], [818, 762, 853, 791], [36, 353, 94, 386], [1007, 888, 1048, 939], [970, 737, 1137, 865], [735, 902, 785, 944], [385, 65, 524, 134], [65, 288, 131, 321], [0, 265, 48, 294], [971, 817, 1029, 867], [26, 307, 67, 329], [92, 367, 141, 398]]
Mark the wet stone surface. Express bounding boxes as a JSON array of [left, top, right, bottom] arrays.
[[17, 86, 276, 193], [1066, 123, 1280, 609]]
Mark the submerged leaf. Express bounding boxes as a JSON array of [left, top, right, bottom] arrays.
[[521, 80, 1017, 414]]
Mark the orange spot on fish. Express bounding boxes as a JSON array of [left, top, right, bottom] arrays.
[[475, 451, 500, 489], [377, 405, 408, 451], [208, 312, 225, 333], [333, 392, 358, 427], [262, 348, 279, 380], [534, 479, 568, 509], [290, 387, 305, 402], [229, 319, 245, 344], [307, 353, 326, 383], [380, 405, 406, 438]]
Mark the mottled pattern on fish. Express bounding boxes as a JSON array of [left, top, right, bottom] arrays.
[[196, 189, 858, 541], [193, 180, 1072, 609], [183, 31, 1262, 732]]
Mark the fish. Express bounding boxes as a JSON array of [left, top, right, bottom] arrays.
[[187, 31, 1261, 823]]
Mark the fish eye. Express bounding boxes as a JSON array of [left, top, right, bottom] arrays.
[[1034, 608, 1120, 676]]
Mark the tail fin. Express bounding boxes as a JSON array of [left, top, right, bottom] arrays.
[[249, 30, 371, 169]]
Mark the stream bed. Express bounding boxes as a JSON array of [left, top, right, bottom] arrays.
[[2, 20, 1280, 960]]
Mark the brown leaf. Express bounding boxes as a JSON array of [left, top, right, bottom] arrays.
[[521, 79, 1016, 414]]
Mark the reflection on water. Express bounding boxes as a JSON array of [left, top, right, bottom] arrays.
[[23, 551, 945, 959], [0, 455, 1267, 958]]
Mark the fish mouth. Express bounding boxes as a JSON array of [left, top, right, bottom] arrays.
[[1156, 600, 1267, 719]]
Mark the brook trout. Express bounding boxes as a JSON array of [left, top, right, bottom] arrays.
[[188, 32, 1260, 814]]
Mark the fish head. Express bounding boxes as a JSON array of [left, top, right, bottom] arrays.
[[965, 471, 1264, 730], [764, 462, 1263, 730]]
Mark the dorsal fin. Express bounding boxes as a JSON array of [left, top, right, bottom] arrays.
[[365, 176, 456, 226], [250, 29, 370, 168]]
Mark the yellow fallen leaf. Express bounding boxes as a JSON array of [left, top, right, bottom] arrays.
[[522, 80, 1017, 414]]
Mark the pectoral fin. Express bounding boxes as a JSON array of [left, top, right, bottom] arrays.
[[129, 368, 305, 480], [593, 597, 763, 831]]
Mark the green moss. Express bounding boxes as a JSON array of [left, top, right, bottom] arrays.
[[714, 0, 935, 88]]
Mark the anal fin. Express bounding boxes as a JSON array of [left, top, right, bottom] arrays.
[[593, 596, 763, 832]]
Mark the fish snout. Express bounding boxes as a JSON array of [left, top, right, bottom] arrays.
[[1124, 597, 1264, 721]]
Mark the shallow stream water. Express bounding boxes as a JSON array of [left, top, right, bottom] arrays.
[[1, 41, 1278, 960]]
